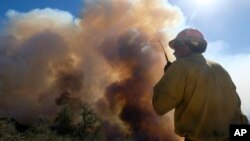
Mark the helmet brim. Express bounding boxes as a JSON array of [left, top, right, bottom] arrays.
[[168, 39, 175, 49], [168, 38, 180, 50]]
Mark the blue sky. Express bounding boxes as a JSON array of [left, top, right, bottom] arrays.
[[0, 0, 250, 116], [0, 0, 82, 17], [169, 0, 250, 53], [0, 0, 82, 33]]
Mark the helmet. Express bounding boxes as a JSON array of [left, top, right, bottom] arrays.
[[169, 28, 207, 51]]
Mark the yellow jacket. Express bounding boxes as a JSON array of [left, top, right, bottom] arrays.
[[153, 53, 248, 141]]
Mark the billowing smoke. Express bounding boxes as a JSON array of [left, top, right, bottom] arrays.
[[96, 30, 177, 140], [0, 0, 184, 140], [0, 31, 73, 122]]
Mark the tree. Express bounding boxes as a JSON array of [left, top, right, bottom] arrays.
[[74, 104, 102, 140], [54, 105, 73, 134]]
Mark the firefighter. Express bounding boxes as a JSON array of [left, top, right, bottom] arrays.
[[153, 28, 249, 141]]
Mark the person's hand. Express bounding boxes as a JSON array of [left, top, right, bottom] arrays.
[[164, 62, 172, 73]]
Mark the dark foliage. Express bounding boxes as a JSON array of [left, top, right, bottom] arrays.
[[0, 104, 104, 141]]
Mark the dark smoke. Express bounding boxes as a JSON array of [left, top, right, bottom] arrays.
[[0, 0, 184, 140], [54, 70, 84, 122], [98, 30, 177, 140]]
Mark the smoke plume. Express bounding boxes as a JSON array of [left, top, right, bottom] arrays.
[[0, 0, 184, 140]]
